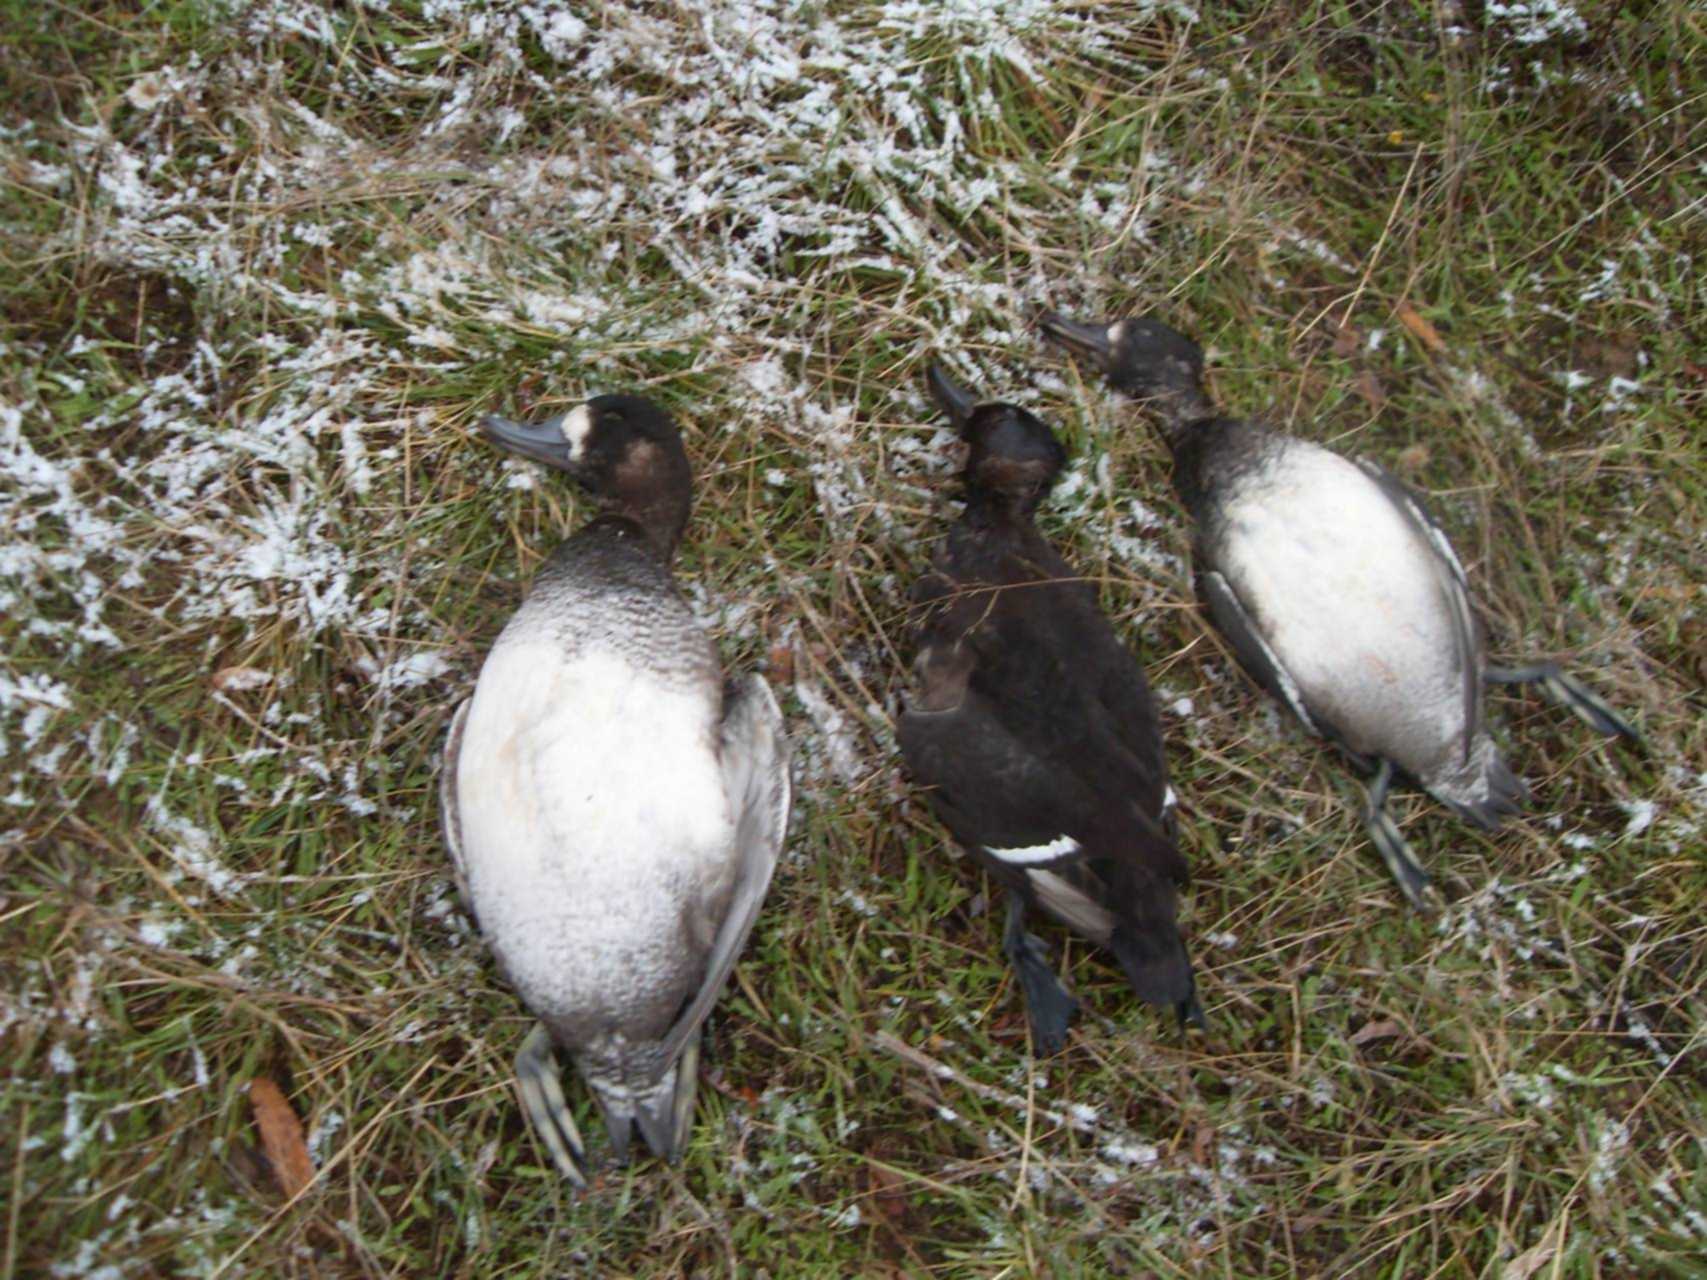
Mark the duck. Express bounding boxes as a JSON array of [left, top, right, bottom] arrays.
[[1039, 312, 1639, 907], [439, 394, 791, 1186], [896, 363, 1202, 1055]]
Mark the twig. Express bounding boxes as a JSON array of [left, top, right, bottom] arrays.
[[870, 1029, 1092, 1140]]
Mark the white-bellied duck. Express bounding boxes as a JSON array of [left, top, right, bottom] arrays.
[[441, 395, 791, 1185], [1041, 313, 1639, 907]]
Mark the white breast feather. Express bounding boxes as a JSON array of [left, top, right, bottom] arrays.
[[454, 637, 734, 1023], [1219, 441, 1468, 760]]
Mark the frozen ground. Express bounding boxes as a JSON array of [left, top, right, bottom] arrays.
[[2, 1, 1702, 1275]]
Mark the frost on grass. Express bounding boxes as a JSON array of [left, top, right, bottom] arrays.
[[1, 0, 1230, 823], [1483, 0, 1588, 46], [1619, 798, 1656, 839], [144, 794, 247, 901], [3, 0, 1694, 1271], [1587, 1116, 1630, 1195]]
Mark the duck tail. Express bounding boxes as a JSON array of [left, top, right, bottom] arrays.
[[588, 1036, 701, 1167], [1108, 921, 1200, 1024], [1430, 735, 1529, 830]]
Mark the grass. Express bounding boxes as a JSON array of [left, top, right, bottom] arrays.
[[1, 0, 1703, 1275]]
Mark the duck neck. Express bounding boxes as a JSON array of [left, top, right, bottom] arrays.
[[1165, 413, 1258, 522], [593, 437, 693, 562], [600, 491, 688, 563], [963, 483, 1045, 529], [1150, 385, 1218, 444]]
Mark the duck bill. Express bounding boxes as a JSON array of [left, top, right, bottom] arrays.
[[925, 362, 978, 434], [480, 413, 574, 470], [1038, 312, 1115, 367]]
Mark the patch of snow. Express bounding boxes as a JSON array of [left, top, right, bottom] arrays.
[[1588, 1116, 1630, 1194], [793, 668, 864, 786], [1485, 0, 1588, 46], [1620, 799, 1656, 838], [145, 794, 246, 899]]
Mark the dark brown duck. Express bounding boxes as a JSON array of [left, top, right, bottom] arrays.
[[897, 364, 1202, 1054]]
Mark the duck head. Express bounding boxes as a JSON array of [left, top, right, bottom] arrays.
[[1039, 313, 1216, 435], [926, 363, 1066, 518], [481, 394, 693, 558]]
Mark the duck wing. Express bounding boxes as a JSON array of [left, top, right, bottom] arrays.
[[975, 536, 1171, 819], [901, 673, 1100, 871], [901, 649, 1192, 1005], [1352, 458, 1482, 765], [899, 639, 1183, 889], [908, 545, 1185, 868], [1084, 629, 1172, 822], [657, 672, 791, 1070], [1197, 567, 1324, 738], [437, 697, 475, 910]]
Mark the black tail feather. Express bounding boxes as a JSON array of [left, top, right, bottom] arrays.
[[1108, 922, 1197, 1013]]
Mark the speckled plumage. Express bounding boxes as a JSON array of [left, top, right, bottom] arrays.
[[441, 397, 789, 1181], [1043, 311, 1637, 907]]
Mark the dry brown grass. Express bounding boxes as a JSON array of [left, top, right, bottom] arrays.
[[2, 1, 1702, 1276]]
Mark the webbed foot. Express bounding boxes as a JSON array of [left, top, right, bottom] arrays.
[[1485, 662, 1640, 742], [1364, 759, 1438, 912], [515, 1023, 589, 1187], [1003, 895, 1080, 1055]]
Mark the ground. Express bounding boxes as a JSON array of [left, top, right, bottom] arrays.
[[1, 1, 1703, 1276]]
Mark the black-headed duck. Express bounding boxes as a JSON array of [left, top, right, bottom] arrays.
[[441, 394, 791, 1185], [1041, 313, 1638, 907]]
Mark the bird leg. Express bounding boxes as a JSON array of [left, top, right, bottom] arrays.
[[515, 1023, 589, 1187], [1176, 988, 1207, 1033], [1002, 892, 1079, 1055], [1484, 662, 1640, 742], [1363, 759, 1437, 912], [667, 1034, 701, 1164]]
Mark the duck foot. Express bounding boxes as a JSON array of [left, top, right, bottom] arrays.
[[1364, 759, 1438, 912], [1485, 662, 1640, 742], [515, 1023, 590, 1188], [1176, 989, 1207, 1033], [1003, 894, 1079, 1056]]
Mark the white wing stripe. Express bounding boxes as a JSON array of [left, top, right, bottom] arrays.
[[984, 834, 1080, 865]]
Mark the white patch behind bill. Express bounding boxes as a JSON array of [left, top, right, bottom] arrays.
[[560, 405, 593, 460]]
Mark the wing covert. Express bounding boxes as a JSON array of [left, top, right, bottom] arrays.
[[658, 673, 791, 1067]]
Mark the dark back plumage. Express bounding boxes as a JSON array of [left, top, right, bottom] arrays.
[[898, 366, 1199, 1047]]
